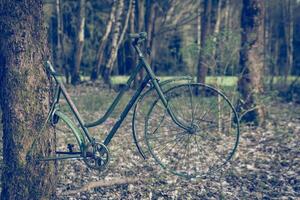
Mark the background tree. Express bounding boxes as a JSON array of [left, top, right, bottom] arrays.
[[0, 0, 56, 199], [197, 0, 212, 84], [91, 0, 117, 81], [238, 0, 266, 125], [71, 0, 86, 85], [102, 0, 133, 84]]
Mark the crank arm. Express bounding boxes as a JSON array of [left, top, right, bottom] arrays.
[[37, 154, 82, 161]]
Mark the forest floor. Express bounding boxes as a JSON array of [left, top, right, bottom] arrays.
[[0, 83, 299, 199]]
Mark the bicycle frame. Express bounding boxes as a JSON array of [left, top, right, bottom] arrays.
[[45, 39, 188, 160]]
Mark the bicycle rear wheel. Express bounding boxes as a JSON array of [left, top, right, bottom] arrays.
[[145, 83, 239, 178]]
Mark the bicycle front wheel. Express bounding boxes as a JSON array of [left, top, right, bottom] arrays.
[[145, 83, 239, 178]]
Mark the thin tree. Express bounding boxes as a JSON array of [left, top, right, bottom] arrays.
[[103, 0, 133, 84], [283, 0, 294, 86], [102, 0, 125, 84], [146, 1, 159, 66], [238, 0, 266, 125], [91, 0, 117, 81], [212, 0, 224, 58], [127, 0, 137, 86], [56, 0, 70, 84], [197, 0, 212, 84], [0, 0, 56, 199], [72, 0, 86, 85], [137, 0, 145, 80]]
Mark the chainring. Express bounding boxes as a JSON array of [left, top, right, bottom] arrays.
[[83, 142, 110, 171]]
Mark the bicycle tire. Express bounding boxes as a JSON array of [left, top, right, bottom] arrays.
[[145, 83, 240, 178]]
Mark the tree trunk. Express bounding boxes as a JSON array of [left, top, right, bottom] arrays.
[[146, 1, 158, 67], [102, 0, 124, 84], [197, 0, 212, 84], [212, 0, 224, 62], [0, 0, 56, 199], [224, 0, 230, 32], [238, 0, 266, 125], [56, 0, 70, 84], [137, 0, 145, 80], [103, 0, 134, 85], [131, 0, 140, 88], [283, 0, 294, 86], [56, 0, 62, 62], [214, 0, 223, 37], [91, 0, 117, 81], [263, 0, 268, 74], [197, 6, 201, 56], [71, 0, 86, 85]]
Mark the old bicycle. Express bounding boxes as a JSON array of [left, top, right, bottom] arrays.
[[38, 32, 240, 179]]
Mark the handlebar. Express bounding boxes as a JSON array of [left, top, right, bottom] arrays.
[[45, 61, 57, 75], [129, 32, 147, 47], [128, 32, 147, 40]]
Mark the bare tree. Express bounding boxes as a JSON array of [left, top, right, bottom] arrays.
[[91, 0, 117, 81], [283, 0, 294, 86], [146, 1, 159, 66], [72, 0, 86, 85], [56, 0, 70, 84], [0, 0, 56, 199], [197, 0, 212, 84], [103, 0, 133, 84]]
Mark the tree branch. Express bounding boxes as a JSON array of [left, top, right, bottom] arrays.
[[62, 177, 146, 195]]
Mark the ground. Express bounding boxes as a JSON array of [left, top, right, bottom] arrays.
[[0, 83, 299, 199]]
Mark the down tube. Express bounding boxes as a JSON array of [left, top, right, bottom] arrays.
[[103, 76, 150, 146]]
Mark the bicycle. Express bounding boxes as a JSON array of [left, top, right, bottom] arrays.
[[38, 32, 240, 179]]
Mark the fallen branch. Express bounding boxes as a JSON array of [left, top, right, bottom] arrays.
[[62, 177, 144, 195]]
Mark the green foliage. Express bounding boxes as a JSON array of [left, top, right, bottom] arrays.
[[179, 29, 241, 77], [203, 29, 241, 76]]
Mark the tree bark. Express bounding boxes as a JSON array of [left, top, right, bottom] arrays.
[[146, 1, 158, 67], [214, 0, 223, 37], [283, 0, 294, 86], [0, 0, 56, 199], [238, 0, 266, 125], [102, 0, 124, 84], [103, 0, 134, 85], [224, 0, 230, 32], [71, 0, 86, 85], [212, 0, 224, 61], [56, 0, 70, 84], [137, 0, 145, 80], [91, 0, 117, 81], [56, 0, 62, 60], [197, 0, 212, 84], [130, 0, 140, 88]]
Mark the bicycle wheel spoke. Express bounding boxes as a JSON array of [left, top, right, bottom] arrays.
[[146, 130, 186, 141], [188, 84, 195, 123], [177, 138, 191, 174], [145, 83, 240, 178], [170, 134, 191, 172], [193, 136, 206, 162], [185, 135, 192, 174], [195, 131, 228, 165], [202, 138, 226, 166], [161, 132, 188, 161], [153, 132, 187, 156], [194, 135, 211, 171]]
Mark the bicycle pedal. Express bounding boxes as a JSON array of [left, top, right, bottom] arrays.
[[67, 143, 75, 152]]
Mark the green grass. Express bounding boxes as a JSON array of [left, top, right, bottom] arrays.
[[111, 76, 239, 87], [57, 75, 298, 87]]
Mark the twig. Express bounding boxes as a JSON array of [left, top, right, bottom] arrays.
[[62, 177, 145, 195]]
